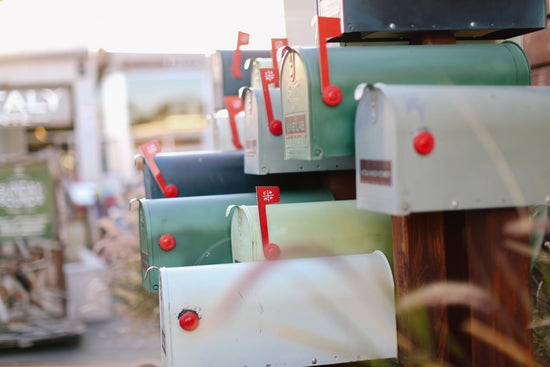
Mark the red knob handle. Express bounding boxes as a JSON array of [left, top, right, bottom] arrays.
[[159, 234, 175, 251], [264, 243, 281, 260], [322, 85, 343, 107], [163, 184, 179, 198], [269, 120, 282, 135], [179, 311, 199, 332], [413, 131, 435, 155]]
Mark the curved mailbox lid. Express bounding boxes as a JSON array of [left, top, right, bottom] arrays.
[[141, 150, 326, 199], [159, 252, 396, 366], [229, 199, 392, 264], [355, 83, 550, 215], [139, 189, 334, 292], [242, 87, 354, 174], [279, 42, 531, 160]]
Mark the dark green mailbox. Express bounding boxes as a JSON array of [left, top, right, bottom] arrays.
[[279, 42, 531, 161], [140, 150, 325, 199]]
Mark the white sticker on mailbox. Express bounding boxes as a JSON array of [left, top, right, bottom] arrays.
[[284, 112, 310, 159]]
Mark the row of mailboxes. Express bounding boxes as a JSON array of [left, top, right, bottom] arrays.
[[218, 42, 532, 175], [137, 4, 546, 365]]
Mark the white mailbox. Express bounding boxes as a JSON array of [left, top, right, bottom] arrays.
[[159, 253, 397, 367], [229, 199, 392, 263], [213, 109, 246, 151], [242, 87, 354, 174], [355, 83, 550, 215]]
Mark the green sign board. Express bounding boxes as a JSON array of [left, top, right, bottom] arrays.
[[0, 159, 57, 240]]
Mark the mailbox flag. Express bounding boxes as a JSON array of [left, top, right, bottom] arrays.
[[231, 31, 250, 79], [256, 186, 281, 260], [257, 186, 280, 205], [139, 140, 179, 198], [224, 96, 244, 149]]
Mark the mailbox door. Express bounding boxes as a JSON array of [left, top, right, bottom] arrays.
[[280, 42, 531, 160], [140, 189, 334, 292], [159, 253, 396, 367]]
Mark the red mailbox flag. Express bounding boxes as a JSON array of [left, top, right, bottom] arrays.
[[317, 16, 343, 106], [231, 31, 250, 79], [224, 96, 244, 150], [256, 186, 281, 260], [139, 140, 179, 198], [270, 38, 288, 82], [260, 68, 282, 136]]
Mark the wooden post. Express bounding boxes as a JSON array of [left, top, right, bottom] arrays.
[[392, 208, 533, 367], [465, 208, 533, 367], [392, 213, 449, 365]]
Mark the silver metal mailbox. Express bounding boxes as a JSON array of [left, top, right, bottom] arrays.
[[242, 87, 354, 174], [159, 253, 396, 367], [355, 83, 550, 215]]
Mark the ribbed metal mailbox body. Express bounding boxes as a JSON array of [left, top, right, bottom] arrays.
[[212, 50, 270, 110], [142, 150, 325, 199], [355, 83, 550, 215], [139, 190, 334, 292], [317, 0, 547, 41], [159, 252, 396, 366], [242, 87, 354, 174], [230, 199, 393, 264], [279, 42, 531, 161]]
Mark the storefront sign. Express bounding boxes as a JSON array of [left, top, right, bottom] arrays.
[[0, 160, 57, 239], [0, 87, 72, 127]]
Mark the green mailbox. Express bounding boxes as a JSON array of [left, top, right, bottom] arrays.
[[279, 42, 531, 161], [139, 189, 334, 292]]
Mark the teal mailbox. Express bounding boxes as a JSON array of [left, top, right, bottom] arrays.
[[279, 42, 531, 161], [139, 189, 334, 292]]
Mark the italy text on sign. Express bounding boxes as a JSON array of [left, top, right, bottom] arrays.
[[0, 86, 72, 127]]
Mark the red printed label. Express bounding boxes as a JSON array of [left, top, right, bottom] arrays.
[[284, 113, 307, 139]]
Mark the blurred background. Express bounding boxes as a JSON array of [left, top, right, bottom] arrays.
[[0, 0, 317, 366]]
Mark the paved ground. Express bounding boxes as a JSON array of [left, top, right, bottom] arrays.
[[0, 315, 161, 367]]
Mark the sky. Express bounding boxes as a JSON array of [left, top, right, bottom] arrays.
[[0, 0, 287, 54]]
